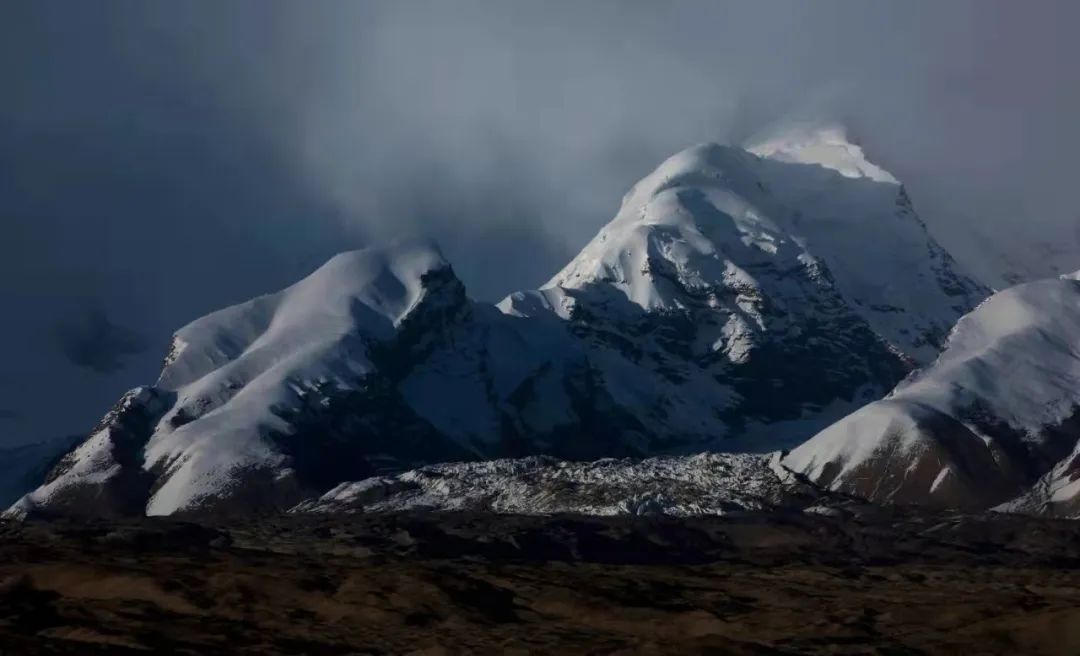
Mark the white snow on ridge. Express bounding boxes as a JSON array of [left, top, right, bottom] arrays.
[[512, 134, 983, 366], [785, 274, 1080, 511], [145, 239, 455, 515], [9, 128, 990, 519], [747, 123, 899, 184], [5, 387, 167, 520], [898, 275, 1080, 433], [158, 239, 449, 392]]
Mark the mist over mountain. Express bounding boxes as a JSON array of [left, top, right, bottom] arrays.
[[2, 2, 1080, 450], [9, 131, 992, 518], [6, 9, 1080, 656]]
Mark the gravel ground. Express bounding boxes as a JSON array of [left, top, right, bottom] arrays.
[[2, 507, 1080, 654]]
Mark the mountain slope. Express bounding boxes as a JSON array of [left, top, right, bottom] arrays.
[[9, 240, 594, 518], [503, 130, 985, 448], [11, 129, 987, 518], [142, 240, 477, 515], [12, 242, 463, 517], [512, 135, 982, 364], [784, 273, 1080, 512]]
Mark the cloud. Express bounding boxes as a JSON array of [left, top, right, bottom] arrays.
[[1, 0, 1078, 445], [52, 308, 148, 375], [211, 1, 1080, 286]]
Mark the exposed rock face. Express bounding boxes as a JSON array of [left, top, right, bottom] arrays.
[[7, 387, 172, 519], [502, 137, 984, 451], [10, 130, 987, 518]]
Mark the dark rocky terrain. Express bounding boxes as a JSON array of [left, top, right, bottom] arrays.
[[3, 508, 1080, 654]]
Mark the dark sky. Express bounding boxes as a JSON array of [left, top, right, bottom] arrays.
[[2, 1, 1078, 446]]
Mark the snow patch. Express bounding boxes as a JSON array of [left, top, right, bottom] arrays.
[[747, 123, 899, 184]]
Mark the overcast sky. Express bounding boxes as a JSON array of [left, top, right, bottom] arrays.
[[1, 1, 1078, 447]]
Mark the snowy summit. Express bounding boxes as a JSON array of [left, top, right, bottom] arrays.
[[10, 129, 988, 519], [746, 123, 899, 184]]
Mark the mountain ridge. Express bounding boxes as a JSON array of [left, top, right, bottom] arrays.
[[9, 130, 989, 518], [784, 272, 1080, 515]]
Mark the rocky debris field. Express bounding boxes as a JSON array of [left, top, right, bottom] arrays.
[[3, 507, 1080, 654]]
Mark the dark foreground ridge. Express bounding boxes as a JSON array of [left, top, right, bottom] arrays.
[[3, 508, 1080, 654]]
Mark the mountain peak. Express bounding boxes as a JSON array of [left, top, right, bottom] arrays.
[[746, 123, 899, 184], [158, 238, 453, 391], [10, 139, 986, 519], [529, 133, 982, 365]]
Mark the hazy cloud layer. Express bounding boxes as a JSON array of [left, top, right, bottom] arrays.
[[1, 1, 1078, 444], [52, 308, 148, 374]]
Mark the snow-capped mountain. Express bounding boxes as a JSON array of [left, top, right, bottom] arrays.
[[10, 241, 576, 518], [502, 130, 985, 446], [785, 273, 1080, 514], [10, 127, 987, 518], [293, 453, 823, 517]]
